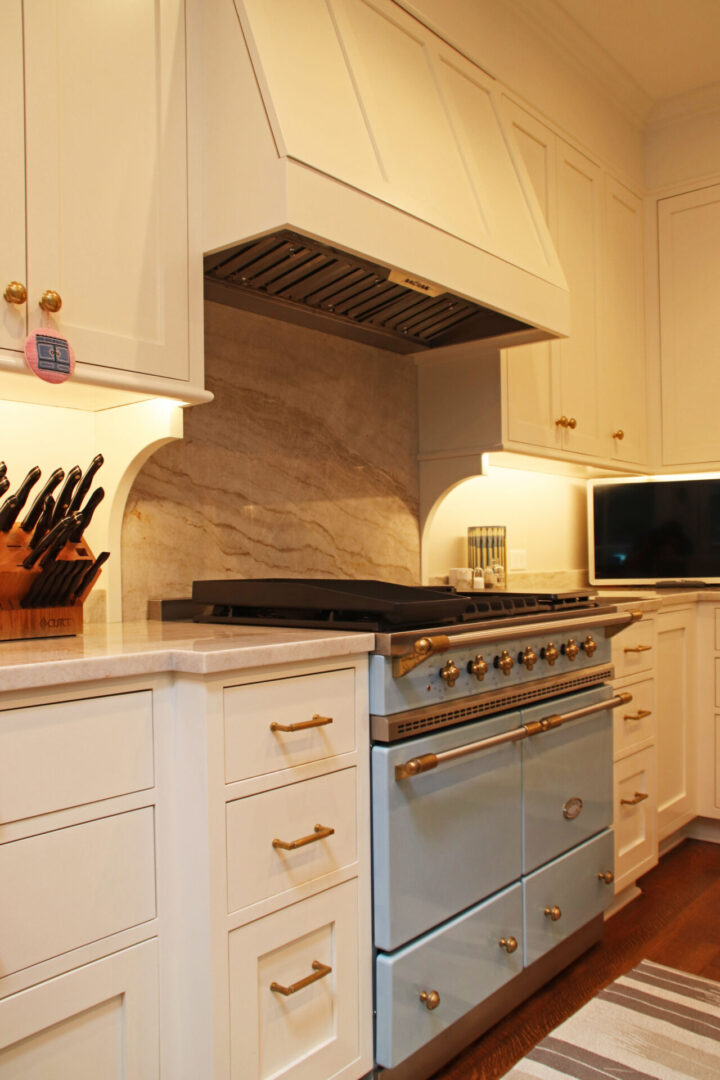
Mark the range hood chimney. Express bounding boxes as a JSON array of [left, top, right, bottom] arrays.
[[201, 0, 569, 352]]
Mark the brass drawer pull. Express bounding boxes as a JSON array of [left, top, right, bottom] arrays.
[[270, 713, 333, 733], [420, 989, 441, 1010], [544, 905, 562, 921], [598, 870, 614, 884], [621, 791, 649, 806], [623, 644, 652, 653], [499, 936, 518, 953], [624, 709, 652, 721], [270, 960, 332, 996], [272, 823, 335, 850]]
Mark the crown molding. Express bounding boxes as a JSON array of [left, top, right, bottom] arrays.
[[647, 81, 720, 130]]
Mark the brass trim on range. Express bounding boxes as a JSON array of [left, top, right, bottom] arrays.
[[272, 824, 335, 850], [270, 713, 333, 733], [620, 791, 649, 806], [270, 960, 332, 996]]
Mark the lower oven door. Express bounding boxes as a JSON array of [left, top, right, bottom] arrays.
[[372, 710, 523, 952]]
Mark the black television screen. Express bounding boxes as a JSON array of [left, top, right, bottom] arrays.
[[589, 477, 720, 583]]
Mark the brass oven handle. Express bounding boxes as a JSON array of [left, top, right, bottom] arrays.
[[624, 709, 652, 721], [620, 791, 649, 806], [270, 960, 332, 995], [270, 713, 333, 733], [624, 644, 652, 653], [394, 693, 632, 779], [272, 824, 335, 850]]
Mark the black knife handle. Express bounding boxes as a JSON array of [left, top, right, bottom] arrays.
[[0, 461, 6, 480], [0, 466, 42, 530], [69, 454, 104, 515], [74, 551, 110, 600], [29, 495, 55, 549], [0, 495, 20, 532], [70, 487, 105, 543], [22, 513, 81, 569], [52, 466, 82, 526], [0, 476, 9, 499], [21, 467, 65, 532]]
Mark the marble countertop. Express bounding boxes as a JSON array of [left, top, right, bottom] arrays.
[[0, 621, 376, 692], [594, 587, 720, 615]]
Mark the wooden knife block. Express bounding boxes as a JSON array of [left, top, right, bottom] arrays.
[[0, 524, 97, 641]]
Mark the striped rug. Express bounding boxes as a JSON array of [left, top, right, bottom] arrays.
[[504, 960, 720, 1079]]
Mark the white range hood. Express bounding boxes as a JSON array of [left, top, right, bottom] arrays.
[[201, 0, 569, 353]]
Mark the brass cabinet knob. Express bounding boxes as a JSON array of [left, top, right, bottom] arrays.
[[4, 281, 27, 305], [612, 429, 625, 440], [544, 643, 559, 666], [499, 936, 518, 953], [468, 654, 489, 681], [598, 870, 614, 884], [39, 289, 62, 313], [420, 989, 440, 1010], [567, 417, 577, 429], [583, 635, 597, 657], [521, 646, 538, 671], [440, 659, 460, 687], [555, 416, 569, 427], [496, 649, 514, 676], [565, 639, 579, 661], [544, 905, 562, 921]]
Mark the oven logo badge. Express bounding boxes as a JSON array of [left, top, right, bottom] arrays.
[[562, 796, 584, 820]]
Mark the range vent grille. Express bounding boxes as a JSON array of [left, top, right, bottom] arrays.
[[204, 230, 528, 353]]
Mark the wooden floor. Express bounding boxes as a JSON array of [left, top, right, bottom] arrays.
[[431, 838, 720, 1079]]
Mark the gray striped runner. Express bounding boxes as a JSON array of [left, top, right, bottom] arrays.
[[503, 961, 720, 1079]]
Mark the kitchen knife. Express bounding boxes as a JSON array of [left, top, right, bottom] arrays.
[[56, 559, 92, 607], [0, 476, 9, 498], [0, 466, 42, 530], [44, 559, 81, 608], [68, 454, 104, 515], [39, 516, 83, 570], [69, 487, 105, 543], [51, 466, 82, 526], [20, 467, 65, 532], [23, 561, 65, 609], [22, 513, 81, 569], [29, 495, 55, 549], [0, 461, 6, 479], [73, 551, 110, 600]]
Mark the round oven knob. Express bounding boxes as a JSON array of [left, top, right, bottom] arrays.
[[543, 643, 559, 666], [440, 660, 460, 687], [544, 905, 562, 921], [468, 654, 489, 681], [521, 646, 538, 671], [419, 989, 440, 1010], [495, 649, 514, 676], [583, 635, 597, 657], [565, 639, 579, 661]]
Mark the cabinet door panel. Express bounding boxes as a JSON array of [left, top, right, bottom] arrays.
[[656, 611, 695, 838], [614, 746, 657, 892], [0, 0, 27, 354], [23, 0, 189, 380]]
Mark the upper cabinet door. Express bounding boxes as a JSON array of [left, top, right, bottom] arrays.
[[0, 1, 27, 354], [23, 0, 190, 381]]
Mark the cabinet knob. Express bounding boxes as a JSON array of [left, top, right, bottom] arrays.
[[612, 429, 625, 440], [440, 660, 460, 687], [468, 654, 489, 681], [499, 936, 518, 953], [39, 289, 62, 314], [419, 989, 441, 1010], [544, 905, 562, 921], [4, 281, 27, 305], [598, 870, 614, 884], [555, 416, 569, 427], [620, 791, 649, 806], [567, 417, 577, 429]]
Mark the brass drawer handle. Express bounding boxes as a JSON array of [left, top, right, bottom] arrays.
[[624, 709, 652, 721], [272, 823, 335, 850], [420, 989, 441, 1010], [621, 791, 649, 806], [623, 644, 652, 653], [544, 905, 562, 921], [270, 713, 333, 733], [270, 960, 332, 996], [499, 936, 518, 953], [598, 870, 614, 884]]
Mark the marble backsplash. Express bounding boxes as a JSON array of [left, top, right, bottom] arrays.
[[121, 301, 421, 620]]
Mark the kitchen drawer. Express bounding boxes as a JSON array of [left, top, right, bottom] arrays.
[[714, 608, 720, 651], [0, 808, 156, 976], [614, 746, 657, 892], [716, 659, 720, 710], [375, 882, 522, 1069], [0, 691, 154, 825], [224, 668, 356, 783], [611, 617, 655, 680], [613, 677, 655, 757], [523, 829, 614, 966], [226, 768, 357, 913], [228, 879, 359, 1080]]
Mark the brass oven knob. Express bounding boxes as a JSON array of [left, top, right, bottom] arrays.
[[544, 643, 559, 666], [521, 646, 538, 671], [583, 635, 597, 657], [612, 429, 625, 440], [419, 989, 440, 1010], [495, 649, 514, 676], [468, 654, 489, 681], [598, 870, 614, 885], [499, 936, 518, 954], [4, 281, 27, 305], [39, 289, 62, 313], [565, 639, 579, 661], [544, 905, 562, 921], [440, 660, 460, 687]]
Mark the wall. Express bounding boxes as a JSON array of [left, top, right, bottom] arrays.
[[645, 86, 720, 190], [121, 302, 420, 620]]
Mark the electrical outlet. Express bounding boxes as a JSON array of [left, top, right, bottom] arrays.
[[509, 548, 527, 570]]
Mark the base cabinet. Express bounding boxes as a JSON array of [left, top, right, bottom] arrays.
[[613, 746, 657, 892], [655, 609, 695, 840]]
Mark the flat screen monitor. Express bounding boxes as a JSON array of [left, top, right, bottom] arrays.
[[588, 475, 720, 585]]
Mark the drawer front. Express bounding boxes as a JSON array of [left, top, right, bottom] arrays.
[[522, 688, 613, 874], [372, 711, 522, 952], [224, 668, 356, 783], [228, 879, 360, 1080], [611, 617, 655, 680], [0, 691, 154, 824], [523, 829, 614, 966], [0, 809, 156, 976], [375, 883, 523, 1069], [614, 746, 657, 891], [613, 677, 655, 757], [226, 768, 357, 913]]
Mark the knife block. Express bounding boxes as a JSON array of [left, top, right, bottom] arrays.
[[0, 523, 98, 641]]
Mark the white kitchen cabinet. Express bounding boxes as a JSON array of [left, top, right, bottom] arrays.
[[658, 183, 720, 466], [613, 746, 657, 894], [655, 608, 696, 840], [691, 605, 720, 821], [1, 0, 205, 398]]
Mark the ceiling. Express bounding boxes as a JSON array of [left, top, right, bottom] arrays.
[[553, 0, 720, 104]]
